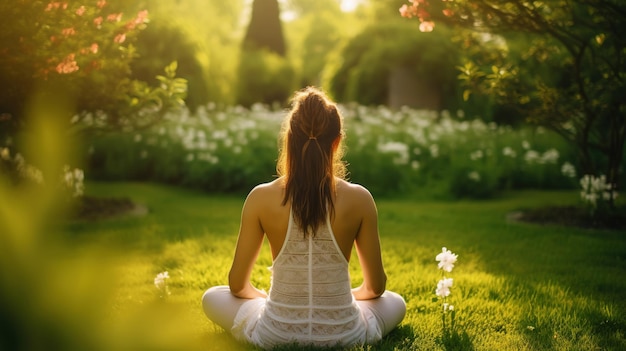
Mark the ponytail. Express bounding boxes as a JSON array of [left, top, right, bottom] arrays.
[[277, 87, 346, 236]]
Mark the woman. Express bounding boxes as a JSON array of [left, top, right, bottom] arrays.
[[202, 87, 406, 348]]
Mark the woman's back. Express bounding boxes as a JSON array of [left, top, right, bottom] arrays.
[[253, 178, 374, 262], [232, 201, 377, 347]]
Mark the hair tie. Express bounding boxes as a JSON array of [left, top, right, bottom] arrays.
[[308, 136, 317, 140]]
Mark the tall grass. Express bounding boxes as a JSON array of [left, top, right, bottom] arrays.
[[36, 182, 623, 351]]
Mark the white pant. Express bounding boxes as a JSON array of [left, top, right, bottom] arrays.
[[202, 286, 406, 337]]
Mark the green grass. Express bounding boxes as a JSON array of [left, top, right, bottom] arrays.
[[5, 181, 625, 350]]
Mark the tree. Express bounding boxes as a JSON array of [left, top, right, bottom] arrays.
[[129, 0, 246, 107], [0, 0, 186, 136], [237, 0, 294, 106], [400, 0, 626, 206], [243, 0, 286, 56]]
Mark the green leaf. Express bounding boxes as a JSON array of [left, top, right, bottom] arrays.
[[463, 90, 471, 101]]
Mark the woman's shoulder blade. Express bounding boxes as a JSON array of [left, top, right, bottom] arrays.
[[337, 179, 373, 198]]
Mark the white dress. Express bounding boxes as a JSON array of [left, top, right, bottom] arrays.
[[231, 209, 381, 348]]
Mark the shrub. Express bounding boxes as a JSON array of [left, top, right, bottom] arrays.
[[82, 104, 582, 198], [0, 1, 149, 127], [327, 21, 460, 110], [236, 49, 296, 107], [131, 19, 210, 111]]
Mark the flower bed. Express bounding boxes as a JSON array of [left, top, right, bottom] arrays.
[[82, 103, 580, 198]]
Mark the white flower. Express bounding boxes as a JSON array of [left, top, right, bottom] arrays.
[[14, 153, 24, 166], [436, 247, 458, 272], [469, 150, 483, 160], [502, 146, 517, 158], [212, 130, 227, 140], [524, 150, 540, 164], [541, 148, 559, 164], [73, 169, 84, 182], [377, 141, 409, 165], [579, 174, 618, 208], [468, 171, 481, 182], [561, 162, 576, 178], [436, 277, 453, 297], [0, 147, 9, 161], [61, 166, 85, 197], [154, 271, 170, 290], [429, 144, 439, 158]]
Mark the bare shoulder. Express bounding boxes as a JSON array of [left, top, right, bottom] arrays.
[[336, 179, 376, 206], [246, 178, 284, 206]]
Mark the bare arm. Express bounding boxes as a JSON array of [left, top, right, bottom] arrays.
[[228, 188, 268, 299], [351, 187, 387, 300]]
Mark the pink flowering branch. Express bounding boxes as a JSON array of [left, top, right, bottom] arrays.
[[399, 0, 457, 32], [35, 2, 149, 77]]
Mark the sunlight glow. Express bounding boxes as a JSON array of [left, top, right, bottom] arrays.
[[341, 0, 359, 12], [281, 10, 297, 22]]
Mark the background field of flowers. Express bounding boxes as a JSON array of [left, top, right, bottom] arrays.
[[80, 104, 582, 198]]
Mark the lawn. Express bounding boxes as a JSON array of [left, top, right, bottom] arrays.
[[5, 181, 625, 351]]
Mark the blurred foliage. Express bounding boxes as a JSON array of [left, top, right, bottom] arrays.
[[236, 49, 296, 107], [284, 6, 346, 87], [80, 104, 591, 198], [0, 0, 188, 135], [400, 0, 626, 208], [244, 0, 286, 56], [0, 95, 217, 351], [327, 20, 461, 109], [130, 19, 210, 111], [132, 0, 245, 107], [236, 0, 293, 106]]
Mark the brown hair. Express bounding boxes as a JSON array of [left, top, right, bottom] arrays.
[[277, 87, 347, 236]]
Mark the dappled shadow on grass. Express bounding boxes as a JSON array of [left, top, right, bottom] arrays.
[[592, 318, 626, 349], [277, 326, 418, 351], [513, 204, 626, 231], [439, 329, 474, 351], [487, 269, 626, 350], [519, 305, 626, 351], [69, 195, 147, 221], [376, 324, 419, 349]]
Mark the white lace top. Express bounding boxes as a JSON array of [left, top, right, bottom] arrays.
[[231, 209, 381, 348]]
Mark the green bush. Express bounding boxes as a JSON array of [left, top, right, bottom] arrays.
[[82, 104, 584, 199], [236, 49, 296, 107], [131, 19, 210, 111], [327, 21, 460, 109], [84, 105, 279, 192], [0, 1, 148, 127]]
